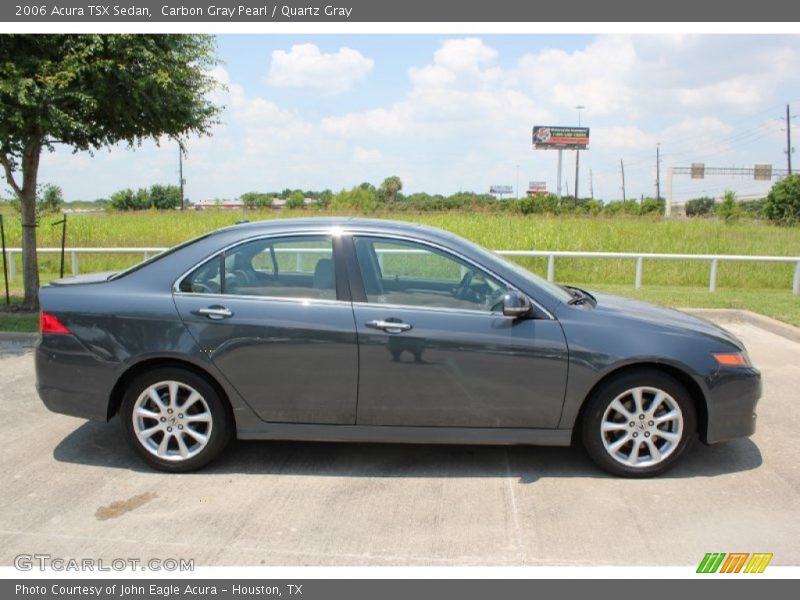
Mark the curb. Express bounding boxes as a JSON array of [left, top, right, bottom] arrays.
[[684, 309, 800, 343], [0, 332, 38, 353]]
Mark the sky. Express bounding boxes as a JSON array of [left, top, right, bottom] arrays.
[[28, 34, 800, 203]]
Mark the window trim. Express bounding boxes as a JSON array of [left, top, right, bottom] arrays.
[[344, 233, 555, 320], [172, 231, 349, 304]]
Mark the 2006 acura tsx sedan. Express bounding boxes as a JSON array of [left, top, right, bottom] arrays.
[[35, 217, 761, 477]]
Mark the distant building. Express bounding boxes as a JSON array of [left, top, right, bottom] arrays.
[[193, 199, 244, 210]]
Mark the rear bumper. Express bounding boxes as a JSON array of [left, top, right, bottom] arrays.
[[35, 334, 118, 422], [703, 366, 762, 444]]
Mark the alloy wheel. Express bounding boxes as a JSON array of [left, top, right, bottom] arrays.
[[600, 386, 684, 468], [132, 380, 214, 461]]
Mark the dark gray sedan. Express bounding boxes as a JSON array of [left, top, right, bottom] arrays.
[[35, 217, 761, 476]]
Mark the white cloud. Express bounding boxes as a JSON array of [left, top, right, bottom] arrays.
[[323, 38, 548, 140], [516, 36, 638, 116], [353, 147, 382, 163], [267, 44, 374, 94], [677, 78, 765, 110], [591, 126, 657, 151]]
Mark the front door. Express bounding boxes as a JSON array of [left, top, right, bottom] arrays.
[[348, 235, 569, 428], [174, 234, 358, 424]]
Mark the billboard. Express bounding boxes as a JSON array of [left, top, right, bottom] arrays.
[[490, 185, 513, 195], [754, 164, 773, 181], [528, 181, 547, 195], [532, 126, 590, 149]]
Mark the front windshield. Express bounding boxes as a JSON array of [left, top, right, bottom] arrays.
[[467, 244, 574, 304]]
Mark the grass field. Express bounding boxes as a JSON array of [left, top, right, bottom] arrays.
[[2, 210, 800, 287], [0, 210, 798, 332]]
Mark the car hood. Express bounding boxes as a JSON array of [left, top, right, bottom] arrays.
[[48, 272, 117, 286], [588, 292, 745, 350]]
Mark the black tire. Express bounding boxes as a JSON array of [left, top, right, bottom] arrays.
[[120, 367, 232, 472], [580, 369, 697, 478]]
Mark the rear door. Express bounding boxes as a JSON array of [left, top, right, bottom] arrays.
[[173, 234, 358, 424], [346, 235, 569, 428]]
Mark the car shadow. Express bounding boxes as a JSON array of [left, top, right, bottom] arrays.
[[53, 419, 763, 483]]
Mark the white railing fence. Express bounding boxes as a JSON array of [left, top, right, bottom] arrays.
[[2, 247, 800, 295]]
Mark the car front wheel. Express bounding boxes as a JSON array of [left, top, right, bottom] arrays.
[[581, 369, 697, 477], [120, 367, 232, 472]]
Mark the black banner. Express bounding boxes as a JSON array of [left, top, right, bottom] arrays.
[[3, 0, 800, 22], [4, 579, 799, 600]]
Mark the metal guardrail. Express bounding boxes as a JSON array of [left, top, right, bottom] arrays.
[[3, 246, 800, 295], [498, 250, 800, 295]]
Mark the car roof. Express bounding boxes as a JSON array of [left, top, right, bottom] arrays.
[[215, 216, 453, 240]]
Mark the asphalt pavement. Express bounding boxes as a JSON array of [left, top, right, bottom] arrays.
[[0, 316, 798, 566]]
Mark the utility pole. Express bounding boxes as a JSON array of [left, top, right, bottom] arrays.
[[620, 159, 627, 201], [178, 142, 186, 210], [574, 105, 584, 206], [556, 150, 563, 198], [515, 164, 520, 199], [787, 104, 793, 175], [655, 143, 661, 201], [589, 169, 594, 200]]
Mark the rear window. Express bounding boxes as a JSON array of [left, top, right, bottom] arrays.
[[108, 233, 214, 281]]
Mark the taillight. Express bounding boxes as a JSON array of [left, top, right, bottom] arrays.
[[40, 311, 71, 335]]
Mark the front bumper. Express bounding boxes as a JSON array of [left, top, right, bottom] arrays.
[[35, 334, 118, 421], [703, 366, 762, 444]]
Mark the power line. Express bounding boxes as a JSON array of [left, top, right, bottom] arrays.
[[588, 100, 796, 178]]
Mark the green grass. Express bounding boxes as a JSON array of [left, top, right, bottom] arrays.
[[0, 311, 38, 333], [0, 295, 38, 333], [1, 210, 798, 290], [578, 284, 800, 327]]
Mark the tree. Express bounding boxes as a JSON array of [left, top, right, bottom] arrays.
[[109, 188, 137, 211], [38, 183, 64, 213], [715, 190, 741, 223], [0, 34, 221, 308], [286, 190, 305, 209], [380, 176, 403, 204], [764, 174, 800, 225], [684, 197, 715, 217], [317, 189, 333, 209], [330, 186, 379, 211], [148, 184, 182, 210], [640, 196, 665, 215], [240, 191, 272, 210]]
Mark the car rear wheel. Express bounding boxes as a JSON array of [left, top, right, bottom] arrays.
[[120, 368, 232, 472], [581, 369, 696, 477]]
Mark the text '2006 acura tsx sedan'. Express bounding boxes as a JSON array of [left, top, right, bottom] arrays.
[[35, 218, 761, 476]]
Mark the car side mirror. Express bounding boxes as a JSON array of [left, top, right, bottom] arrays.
[[502, 290, 532, 318]]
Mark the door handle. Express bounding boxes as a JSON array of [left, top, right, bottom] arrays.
[[365, 319, 412, 333], [193, 306, 233, 320]]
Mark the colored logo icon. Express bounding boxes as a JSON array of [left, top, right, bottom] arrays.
[[697, 553, 773, 573]]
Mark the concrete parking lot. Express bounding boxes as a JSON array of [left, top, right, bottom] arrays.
[[1, 316, 798, 567]]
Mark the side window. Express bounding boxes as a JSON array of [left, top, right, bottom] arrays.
[[353, 237, 508, 312], [179, 236, 337, 301], [179, 254, 222, 294]]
